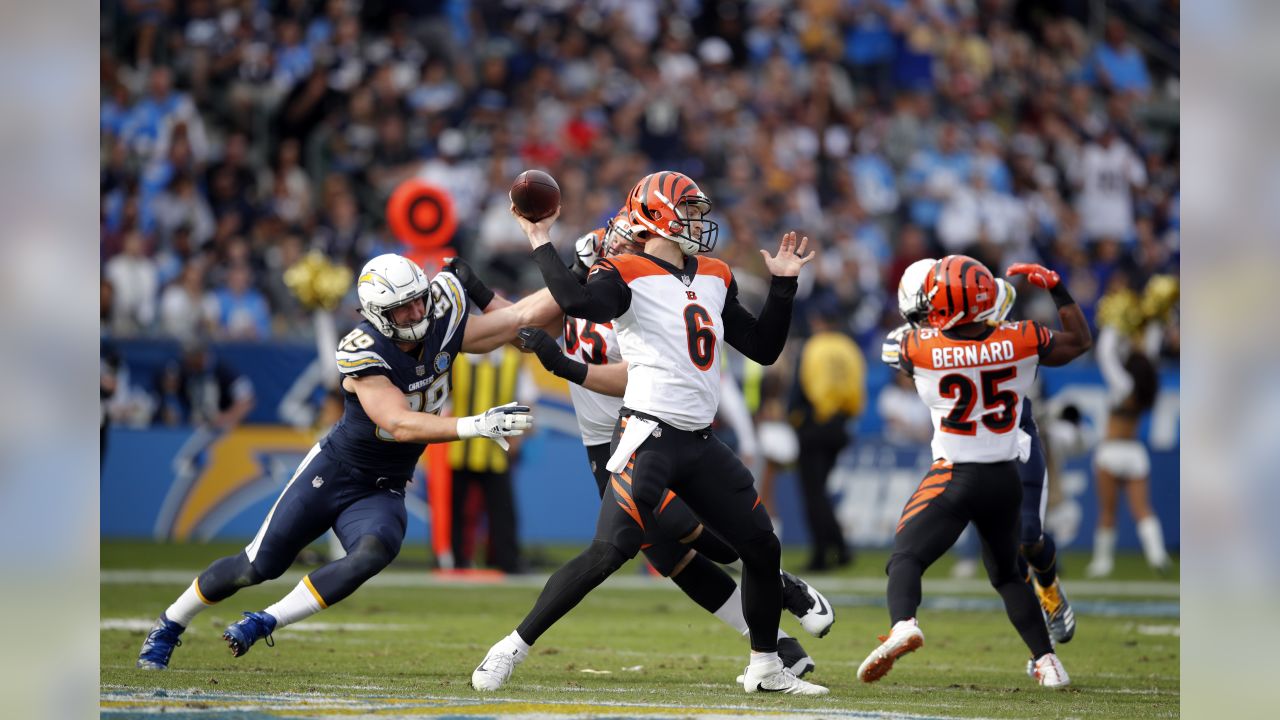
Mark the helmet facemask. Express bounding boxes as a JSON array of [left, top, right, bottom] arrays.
[[379, 290, 433, 343]]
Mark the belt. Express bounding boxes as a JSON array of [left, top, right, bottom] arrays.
[[621, 408, 712, 439]]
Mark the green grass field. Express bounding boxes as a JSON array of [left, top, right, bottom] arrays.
[[101, 541, 1178, 719]]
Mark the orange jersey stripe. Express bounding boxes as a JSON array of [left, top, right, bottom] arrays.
[[611, 477, 646, 530], [897, 503, 930, 532], [600, 255, 669, 284], [659, 490, 677, 514], [696, 256, 733, 288]]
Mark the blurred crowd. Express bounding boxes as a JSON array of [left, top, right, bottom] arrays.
[[100, 0, 1179, 353]]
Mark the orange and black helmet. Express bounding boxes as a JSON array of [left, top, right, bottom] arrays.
[[923, 255, 997, 330], [625, 171, 719, 255]]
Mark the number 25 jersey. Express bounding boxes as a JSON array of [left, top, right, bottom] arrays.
[[899, 321, 1054, 463], [562, 316, 623, 446]]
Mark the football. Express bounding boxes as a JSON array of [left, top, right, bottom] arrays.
[[509, 169, 561, 221]]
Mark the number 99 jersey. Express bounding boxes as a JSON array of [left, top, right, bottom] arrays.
[[323, 271, 470, 482], [899, 321, 1054, 464], [562, 316, 624, 446]]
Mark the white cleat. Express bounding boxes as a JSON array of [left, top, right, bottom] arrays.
[[470, 636, 527, 691], [1084, 558, 1113, 579], [857, 618, 924, 683], [1030, 652, 1070, 688], [780, 571, 835, 638], [741, 657, 829, 695]]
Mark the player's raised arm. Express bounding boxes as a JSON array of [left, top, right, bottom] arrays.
[[518, 327, 630, 397], [517, 206, 631, 323], [348, 373, 532, 446], [1005, 263, 1092, 366], [723, 232, 815, 365]]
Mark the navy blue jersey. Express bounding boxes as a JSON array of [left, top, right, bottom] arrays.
[[322, 271, 470, 482]]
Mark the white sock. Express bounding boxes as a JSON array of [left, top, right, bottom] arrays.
[[749, 650, 779, 666], [164, 579, 216, 627], [713, 585, 751, 635], [264, 576, 326, 629], [1091, 527, 1116, 567], [1136, 516, 1169, 567], [507, 631, 532, 654], [777, 628, 792, 641]]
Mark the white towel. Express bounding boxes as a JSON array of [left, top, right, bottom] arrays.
[[606, 417, 659, 473]]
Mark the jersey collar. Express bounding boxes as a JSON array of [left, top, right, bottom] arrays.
[[942, 324, 996, 343], [637, 251, 698, 284]]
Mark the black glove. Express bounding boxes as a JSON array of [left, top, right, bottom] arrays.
[[445, 257, 495, 310], [518, 327, 588, 385]]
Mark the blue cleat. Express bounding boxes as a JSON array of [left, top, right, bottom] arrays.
[[222, 611, 277, 658], [136, 613, 185, 669]]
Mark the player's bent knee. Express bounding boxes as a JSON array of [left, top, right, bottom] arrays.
[[583, 540, 630, 579], [345, 535, 396, 581], [199, 552, 267, 601], [736, 531, 780, 568], [1020, 539, 1044, 560]]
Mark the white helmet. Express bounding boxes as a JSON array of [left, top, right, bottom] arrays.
[[977, 277, 1017, 325], [897, 258, 937, 326], [357, 254, 433, 343]]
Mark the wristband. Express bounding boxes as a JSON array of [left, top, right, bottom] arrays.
[[545, 352, 589, 385], [1049, 283, 1075, 309], [570, 259, 590, 284], [456, 416, 480, 440]]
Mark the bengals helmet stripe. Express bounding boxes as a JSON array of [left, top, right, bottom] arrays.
[[925, 255, 997, 330], [625, 171, 720, 256]]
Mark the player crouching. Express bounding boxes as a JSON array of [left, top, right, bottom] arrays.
[[857, 257, 1091, 689]]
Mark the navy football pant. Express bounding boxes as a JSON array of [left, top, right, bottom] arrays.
[[196, 443, 407, 607]]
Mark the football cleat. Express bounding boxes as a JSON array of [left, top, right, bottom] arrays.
[[1030, 652, 1070, 688], [470, 636, 527, 691], [1084, 557, 1113, 579], [1033, 578, 1076, 644], [222, 611, 277, 658], [777, 636, 815, 678], [857, 618, 925, 683], [741, 656, 829, 695], [780, 571, 834, 638], [136, 613, 185, 670]]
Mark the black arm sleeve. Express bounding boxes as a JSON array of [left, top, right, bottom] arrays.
[[722, 275, 798, 365], [531, 243, 630, 323]]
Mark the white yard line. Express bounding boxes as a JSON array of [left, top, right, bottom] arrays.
[[101, 569, 1179, 598]]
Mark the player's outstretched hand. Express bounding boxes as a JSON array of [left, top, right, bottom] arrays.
[[1006, 263, 1060, 290], [517, 327, 560, 367], [511, 204, 561, 249], [445, 256, 496, 310], [761, 231, 816, 277], [458, 401, 534, 451]]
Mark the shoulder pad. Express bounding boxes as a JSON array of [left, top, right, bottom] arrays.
[[430, 271, 469, 346], [335, 325, 392, 376]]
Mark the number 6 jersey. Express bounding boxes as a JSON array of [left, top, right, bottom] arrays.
[[899, 321, 1054, 463], [530, 243, 798, 434]]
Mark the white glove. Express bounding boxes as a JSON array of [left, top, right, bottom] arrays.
[[574, 230, 600, 269], [456, 401, 534, 451]]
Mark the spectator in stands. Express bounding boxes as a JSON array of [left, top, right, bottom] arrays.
[[159, 259, 219, 342], [212, 263, 271, 340], [104, 230, 158, 335], [1089, 17, 1152, 97]]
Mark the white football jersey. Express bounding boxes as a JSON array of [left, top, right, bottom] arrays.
[[900, 321, 1053, 463], [562, 316, 624, 446], [592, 253, 733, 430]]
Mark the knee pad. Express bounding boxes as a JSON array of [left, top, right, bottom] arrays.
[[344, 535, 395, 582], [736, 531, 781, 568]]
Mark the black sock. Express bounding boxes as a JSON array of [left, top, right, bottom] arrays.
[[994, 577, 1054, 658], [886, 552, 924, 624], [669, 553, 737, 613]]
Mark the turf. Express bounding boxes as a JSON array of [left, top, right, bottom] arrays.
[[101, 541, 1178, 719]]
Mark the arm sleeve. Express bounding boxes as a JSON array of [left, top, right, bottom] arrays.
[[722, 275, 798, 365], [531, 244, 630, 323], [1095, 325, 1134, 404]]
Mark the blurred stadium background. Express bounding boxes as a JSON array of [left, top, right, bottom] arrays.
[[100, 0, 1178, 715]]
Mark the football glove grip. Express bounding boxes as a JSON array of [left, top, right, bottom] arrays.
[[518, 327, 588, 385], [457, 402, 533, 451], [1006, 263, 1060, 289]]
